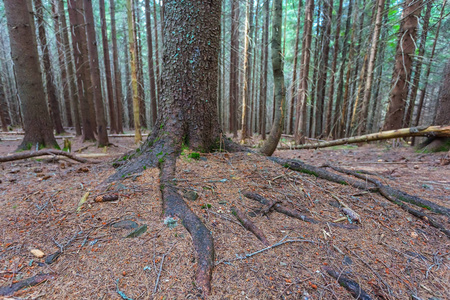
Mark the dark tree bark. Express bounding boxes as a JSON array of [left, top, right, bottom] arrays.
[[324, 0, 343, 136], [383, 0, 422, 131], [145, 0, 158, 126], [109, 0, 124, 133], [99, 0, 117, 134], [228, 0, 240, 137], [84, 0, 109, 147], [51, 0, 73, 128], [259, 0, 270, 139], [123, 29, 134, 129], [68, 0, 96, 141], [288, 0, 303, 135], [152, 0, 161, 96], [58, 0, 81, 136], [4, 0, 58, 150], [260, 0, 285, 155], [112, 0, 223, 295], [0, 75, 9, 131], [35, 0, 65, 135], [134, 2, 147, 129]]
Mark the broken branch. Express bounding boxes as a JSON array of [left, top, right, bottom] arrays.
[[231, 206, 270, 246]]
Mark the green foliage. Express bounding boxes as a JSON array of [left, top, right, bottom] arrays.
[[188, 152, 200, 160]]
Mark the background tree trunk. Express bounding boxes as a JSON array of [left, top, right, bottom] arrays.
[[145, 0, 158, 126], [110, 0, 124, 133]]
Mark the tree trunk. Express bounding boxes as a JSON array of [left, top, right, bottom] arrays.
[[228, 0, 239, 137], [288, 0, 303, 135], [68, 0, 96, 142], [109, 0, 124, 133], [84, 0, 109, 147], [152, 0, 161, 96], [123, 29, 134, 129], [145, 0, 158, 126], [112, 0, 223, 294], [241, 0, 254, 142], [4, 0, 58, 150], [294, 0, 314, 144], [51, 0, 73, 128], [35, 0, 65, 135], [260, 0, 285, 156], [127, 0, 141, 143], [134, 2, 147, 129], [259, 0, 270, 139], [99, 0, 117, 134], [324, 0, 343, 136], [58, 0, 81, 136], [383, 0, 422, 131], [0, 75, 9, 131]]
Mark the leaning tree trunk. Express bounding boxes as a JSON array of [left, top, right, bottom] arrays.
[[260, 0, 285, 156], [4, 0, 58, 150], [111, 1, 223, 295], [383, 0, 422, 131]]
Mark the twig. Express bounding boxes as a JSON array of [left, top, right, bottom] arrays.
[[153, 243, 177, 294]]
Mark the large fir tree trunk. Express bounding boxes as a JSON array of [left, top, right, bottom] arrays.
[[112, 0, 224, 295], [383, 0, 422, 131], [145, 0, 158, 126], [109, 0, 124, 133], [152, 0, 161, 96], [35, 0, 65, 135], [260, 0, 285, 156], [4, 0, 58, 150], [99, 0, 117, 134], [68, 0, 96, 141]]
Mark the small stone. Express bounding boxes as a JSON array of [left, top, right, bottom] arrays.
[[414, 165, 419, 169], [112, 220, 139, 230], [31, 249, 45, 258], [125, 225, 147, 238], [183, 190, 198, 201], [45, 251, 61, 264]]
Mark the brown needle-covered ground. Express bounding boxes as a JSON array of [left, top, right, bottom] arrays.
[[0, 133, 449, 299]]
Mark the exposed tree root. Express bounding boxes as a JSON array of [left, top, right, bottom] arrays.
[[242, 191, 320, 224], [0, 273, 53, 296], [231, 206, 270, 246], [324, 267, 372, 300], [323, 164, 450, 217], [0, 149, 95, 164]]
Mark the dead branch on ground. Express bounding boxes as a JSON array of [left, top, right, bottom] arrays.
[[0, 149, 98, 164], [231, 206, 270, 246]]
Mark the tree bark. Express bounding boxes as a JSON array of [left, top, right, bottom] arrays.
[[152, 0, 161, 96], [127, 0, 141, 143], [35, 0, 65, 135], [259, 0, 270, 139], [109, 0, 124, 133], [84, 0, 109, 147], [68, 0, 96, 142], [145, 0, 158, 126], [123, 28, 134, 129], [134, 2, 147, 129], [383, 0, 422, 131], [229, 0, 240, 137], [260, 0, 285, 156], [0, 75, 9, 131], [99, 0, 117, 134], [4, 0, 58, 150]]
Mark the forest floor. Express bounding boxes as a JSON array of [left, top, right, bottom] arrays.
[[0, 131, 449, 300]]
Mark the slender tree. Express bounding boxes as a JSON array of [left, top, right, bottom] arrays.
[[228, 0, 240, 137], [383, 0, 422, 131], [0, 74, 9, 131], [4, 0, 58, 149], [145, 0, 158, 126], [259, 0, 270, 139], [152, 0, 161, 95]]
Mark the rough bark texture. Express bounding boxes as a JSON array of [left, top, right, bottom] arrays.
[[4, 0, 58, 150], [111, 1, 223, 295], [228, 0, 239, 137], [109, 0, 124, 133], [145, 0, 158, 126], [260, 0, 285, 156], [99, 0, 117, 134], [383, 0, 422, 131], [68, 0, 96, 142], [84, 0, 109, 147], [259, 0, 269, 139], [0, 72, 10, 131]]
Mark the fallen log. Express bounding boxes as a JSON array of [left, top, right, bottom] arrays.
[[0, 273, 53, 296], [242, 191, 319, 224], [324, 267, 372, 300], [278, 125, 450, 150], [231, 206, 270, 246], [0, 149, 95, 163]]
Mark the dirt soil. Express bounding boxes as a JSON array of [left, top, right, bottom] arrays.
[[0, 132, 449, 300]]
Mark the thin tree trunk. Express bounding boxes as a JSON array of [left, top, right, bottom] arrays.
[[229, 0, 239, 137], [84, 0, 109, 146], [324, 0, 343, 136], [35, 0, 65, 134], [294, 0, 314, 144], [383, 0, 422, 131], [68, 0, 96, 141], [0, 75, 9, 131], [152, 0, 161, 97], [145, 0, 158, 126], [109, 0, 124, 133], [259, 0, 270, 139], [127, 0, 141, 143], [134, 2, 146, 129], [260, 0, 285, 156], [250, 0, 261, 135], [99, 0, 117, 134], [241, 0, 254, 142], [123, 28, 133, 129]]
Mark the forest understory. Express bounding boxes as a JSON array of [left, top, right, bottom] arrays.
[[0, 132, 448, 299]]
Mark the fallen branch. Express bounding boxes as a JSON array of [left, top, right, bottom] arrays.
[[324, 267, 372, 300], [242, 191, 319, 224], [0, 149, 95, 164], [278, 125, 450, 149], [0, 273, 53, 296], [231, 206, 270, 246]]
